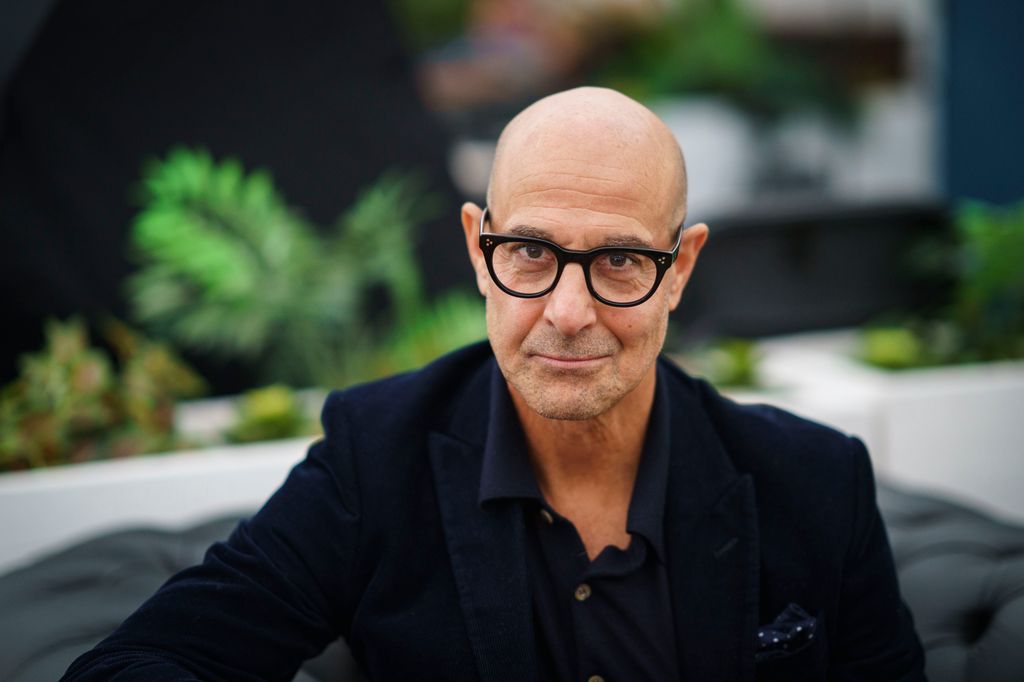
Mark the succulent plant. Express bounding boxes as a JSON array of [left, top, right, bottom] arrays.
[[0, 319, 205, 472], [225, 385, 315, 444]]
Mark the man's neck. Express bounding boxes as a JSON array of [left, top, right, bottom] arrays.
[[508, 367, 657, 516]]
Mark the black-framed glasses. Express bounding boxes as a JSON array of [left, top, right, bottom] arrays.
[[478, 206, 684, 307]]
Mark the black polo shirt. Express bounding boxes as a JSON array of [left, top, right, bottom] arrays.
[[479, 365, 680, 682]]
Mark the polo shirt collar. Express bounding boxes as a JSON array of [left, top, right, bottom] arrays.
[[626, 368, 670, 562], [478, 363, 543, 503]]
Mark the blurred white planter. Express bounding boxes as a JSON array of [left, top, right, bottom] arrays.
[[0, 389, 328, 574], [748, 330, 1024, 523], [0, 418, 313, 575]]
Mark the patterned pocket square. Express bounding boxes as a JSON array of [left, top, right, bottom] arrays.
[[755, 603, 818, 662]]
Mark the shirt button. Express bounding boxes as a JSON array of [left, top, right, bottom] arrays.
[[539, 508, 554, 525], [588, 676, 605, 682], [574, 583, 592, 601]]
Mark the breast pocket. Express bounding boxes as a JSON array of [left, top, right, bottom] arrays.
[[755, 634, 827, 681], [754, 605, 827, 681]]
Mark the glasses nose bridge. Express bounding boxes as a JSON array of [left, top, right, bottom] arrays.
[[550, 250, 595, 296], [554, 250, 595, 291], [561, 248, 597, 277]]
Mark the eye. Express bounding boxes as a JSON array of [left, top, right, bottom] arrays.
[[521, 244, 546, 259], [510, 243, 553, 263], [601, 252, 639, 269], [503, 242, 555, 271]]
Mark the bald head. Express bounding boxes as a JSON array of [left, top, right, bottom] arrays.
[[487, 87, 687, 234]]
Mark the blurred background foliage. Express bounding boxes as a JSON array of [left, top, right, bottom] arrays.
[[127, 148, 486, 390], [593, 0, 850, 121], [393, 0, 850, 121], [386, 0, 471, 52], [678, 336, 762, 389], [0, 148, 489, 468], [860, 201, 1024, 369], [225, 385, 313, 444], [0, 319, 204, 472]]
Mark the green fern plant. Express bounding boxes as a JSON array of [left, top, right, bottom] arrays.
[[367, 290, 487, 380], [128, 148, 485, 388]]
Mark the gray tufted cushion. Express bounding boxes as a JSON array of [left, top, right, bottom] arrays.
[[0, 514, 360, 682], [879, 482, 1024, 682], [2, 484, 1023, 680]]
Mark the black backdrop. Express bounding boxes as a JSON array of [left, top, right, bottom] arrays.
[[0, 0, 468, 393]]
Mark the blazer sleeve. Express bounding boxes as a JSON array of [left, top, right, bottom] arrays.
[[61, 391, 362, 682], [830, 436, 926, 681]]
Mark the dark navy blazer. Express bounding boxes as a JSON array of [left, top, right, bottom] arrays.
[[64, 342, 925, 681]]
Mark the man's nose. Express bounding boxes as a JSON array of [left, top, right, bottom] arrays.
[[542, 263, 597, 337]]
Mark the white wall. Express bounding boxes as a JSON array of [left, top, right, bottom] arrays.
[[0, 438, 311, 574]]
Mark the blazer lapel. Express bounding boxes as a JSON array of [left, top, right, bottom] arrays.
[[429, 430, 536, 682], [664, 379, 760, 681]]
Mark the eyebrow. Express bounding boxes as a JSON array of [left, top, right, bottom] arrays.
[[507, 224, 654, 249]]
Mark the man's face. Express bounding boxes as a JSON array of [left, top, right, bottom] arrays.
[[462, 125, 706, 421]]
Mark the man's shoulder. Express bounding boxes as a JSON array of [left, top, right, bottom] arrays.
[[319, 340, 494, 438], [658, 355, 867, 484]]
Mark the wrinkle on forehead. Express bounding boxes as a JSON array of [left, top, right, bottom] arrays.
[[488, 87, 687, 231]]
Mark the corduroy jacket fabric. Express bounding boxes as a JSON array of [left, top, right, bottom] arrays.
[[63, 341, 925, 681]]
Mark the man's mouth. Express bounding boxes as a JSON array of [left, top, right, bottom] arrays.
[[532, 354, 610, 370]]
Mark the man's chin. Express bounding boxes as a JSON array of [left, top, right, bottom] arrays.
[[512, 381, 619, 421], [532, 403, 602, 419]]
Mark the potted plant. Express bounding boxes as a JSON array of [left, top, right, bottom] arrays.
[[0, 318, 205, 473], [745, 201, 1024, 522], [0, 150, 488, 571]]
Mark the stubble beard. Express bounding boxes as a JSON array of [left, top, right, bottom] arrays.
[[503, 333, 626, 421], [507, 370, 623, 420]]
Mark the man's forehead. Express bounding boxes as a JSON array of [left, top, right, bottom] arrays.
[[491, 128, 668, 226], [490, 155, 675, 243], [504, 220, 659, 249], [487, 203, 669, 252], [488, 87, 687, 231]]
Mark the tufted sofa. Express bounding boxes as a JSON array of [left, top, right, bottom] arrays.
[[2, 482, 1022, 680], [878, 484, 1024, 681]]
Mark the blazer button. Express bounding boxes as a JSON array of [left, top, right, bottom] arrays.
[[574, 583, 592, 601]]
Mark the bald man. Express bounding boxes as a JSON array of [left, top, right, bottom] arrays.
[[65, 88, 925, 681]]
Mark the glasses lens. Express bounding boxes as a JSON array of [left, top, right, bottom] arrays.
[[492, 241, 559, 295], [589, 251, 658, 304]]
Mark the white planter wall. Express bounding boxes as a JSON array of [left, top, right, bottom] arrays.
[[750, 331, 1024, 523], [0, 438, 311, 575]]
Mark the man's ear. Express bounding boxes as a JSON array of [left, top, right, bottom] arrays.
[[665, 222, 709, 311], [461, 202, 490, 297]]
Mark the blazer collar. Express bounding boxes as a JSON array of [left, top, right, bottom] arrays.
[[660, 359, 760, 681], [429, 355, 759, 681], [429, 358, 537, 682]]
